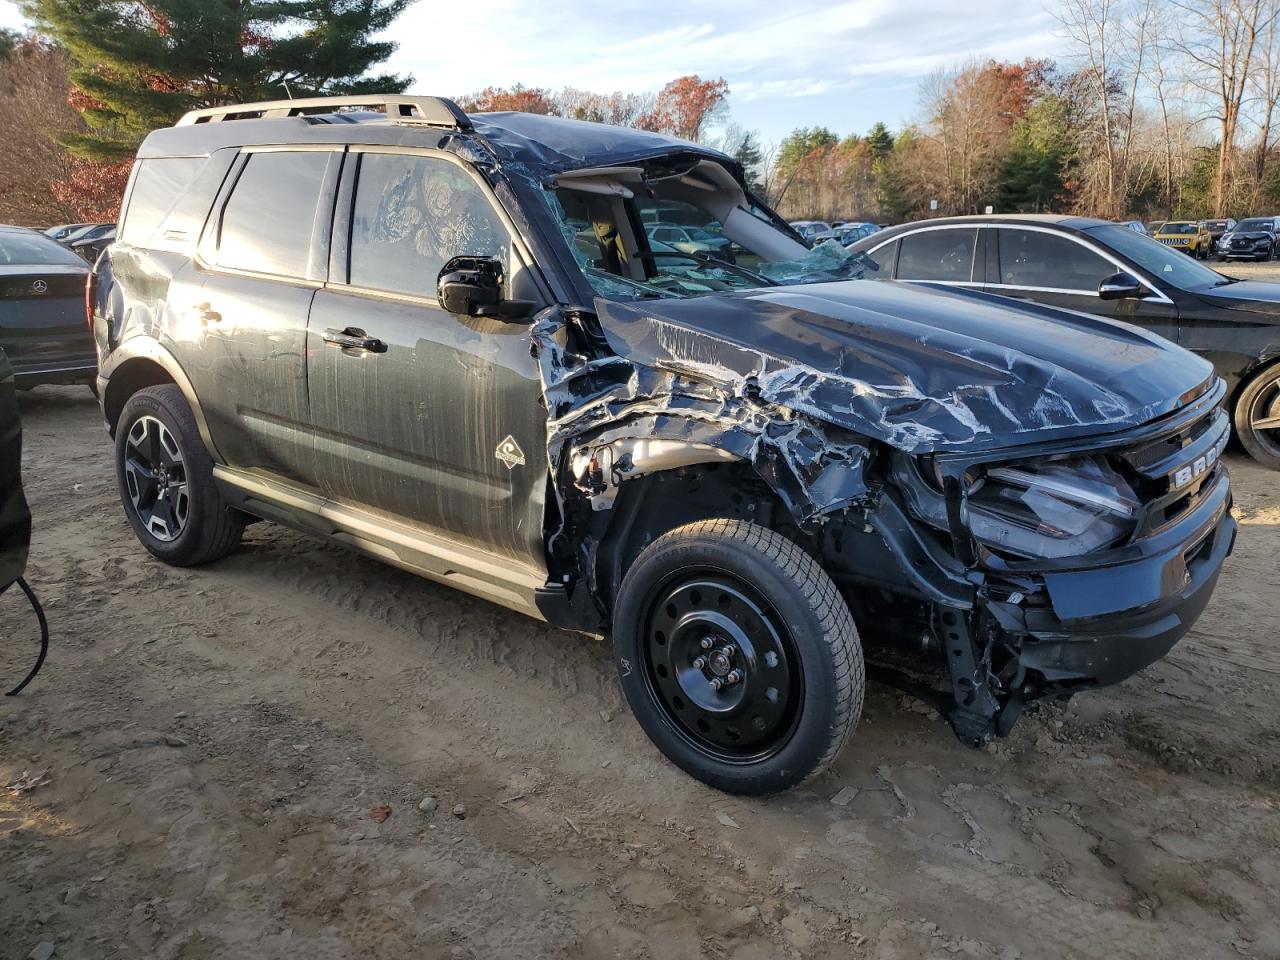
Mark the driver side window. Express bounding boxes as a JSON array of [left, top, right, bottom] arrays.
[[348, 152, 508, 298]]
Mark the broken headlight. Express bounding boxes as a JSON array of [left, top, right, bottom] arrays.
[[966, 457, 1138, 560], [898, 454, 1139, 561]]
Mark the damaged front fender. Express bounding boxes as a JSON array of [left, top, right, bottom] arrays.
[[531, 307, 874, 537]]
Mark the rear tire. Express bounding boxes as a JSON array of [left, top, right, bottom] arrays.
[[612, 519, 863, 795], [115, 384, 244, 565], [1234, 364, 1280, 470]]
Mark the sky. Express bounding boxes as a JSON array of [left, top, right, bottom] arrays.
[[0, 0, 1067, 145]]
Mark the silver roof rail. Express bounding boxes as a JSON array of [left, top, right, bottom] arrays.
[[176, 94, 473, 131]]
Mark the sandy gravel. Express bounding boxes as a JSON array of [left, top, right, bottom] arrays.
[[1, 386, 1278, 960]]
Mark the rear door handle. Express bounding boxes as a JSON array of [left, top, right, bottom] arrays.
[[323, 327, 386, 353]]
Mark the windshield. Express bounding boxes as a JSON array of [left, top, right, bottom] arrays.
[[0, 231, 86, 267], [548, 173, 873, 301], [1085, 224, 1228, 290], [1236, 219, 1274, 232], [1161, 222, 1197, 234]]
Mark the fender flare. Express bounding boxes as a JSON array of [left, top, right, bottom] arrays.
[[102, 337, 223, 463]]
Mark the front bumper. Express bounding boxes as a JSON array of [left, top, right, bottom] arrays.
[[1218, 240, 1271, 258], [985, 468, 1234, 688]]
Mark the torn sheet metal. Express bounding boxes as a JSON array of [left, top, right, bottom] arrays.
[[531, 310, 872, 526], [587, 280, 1216, 456]]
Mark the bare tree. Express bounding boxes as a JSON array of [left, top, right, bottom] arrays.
[[1245, 0, 1280, 207], [1170, 0, 1277, 216], [1055, 0, 1122, 214], [0, 42, 83, 225], [1138, 0, 1179, 213]]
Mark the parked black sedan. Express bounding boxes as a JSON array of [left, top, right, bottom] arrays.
[[0, 225, 95, 392], [848, 214, 1280, 467]]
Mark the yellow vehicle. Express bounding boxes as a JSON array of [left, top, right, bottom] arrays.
[[1153, 220, 1214, 259]]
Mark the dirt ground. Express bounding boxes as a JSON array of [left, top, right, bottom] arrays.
[[2, 353, 1279, 958]]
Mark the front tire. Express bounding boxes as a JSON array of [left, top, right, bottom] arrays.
[[1235, 365, 1280, 470], [612, 519, 864, 795], [115, 384, 244, 565]]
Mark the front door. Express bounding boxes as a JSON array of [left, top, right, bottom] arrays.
[[985, 226, 1179, 343], [307, 148, 548, 570], [185, 147, 342, 487]]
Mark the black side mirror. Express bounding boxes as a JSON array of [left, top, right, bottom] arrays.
[[436, 256, 534, 322], [1098, 271, 1145, 301]]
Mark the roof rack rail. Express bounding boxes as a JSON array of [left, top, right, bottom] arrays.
[[175, 95, 473, 131]]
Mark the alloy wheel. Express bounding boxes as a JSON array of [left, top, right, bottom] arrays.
[[123, 415, 190, 542], [1247, 378, 1280, 459], [641, 572, 803, 764]]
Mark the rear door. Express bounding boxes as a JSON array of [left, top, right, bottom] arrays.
[[985, 226, 1179, 342], [187, 147, 342, 487], [889, 225, 984, 288], [307, 147, 549, 569]]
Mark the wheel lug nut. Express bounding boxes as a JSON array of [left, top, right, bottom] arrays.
[[709, 677, 723, 691], [692, 656, 707, 670], [700, 637, 714, 650], [725, 670, 742, 685]]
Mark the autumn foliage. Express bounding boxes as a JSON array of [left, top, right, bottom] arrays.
[[454, 74, 731, 142], [637, 75, 730, 141]]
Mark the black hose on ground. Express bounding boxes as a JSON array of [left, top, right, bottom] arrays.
[[5, 576, 48, 696]]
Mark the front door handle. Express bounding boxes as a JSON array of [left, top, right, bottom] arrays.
[[323, 327, 386, 353]]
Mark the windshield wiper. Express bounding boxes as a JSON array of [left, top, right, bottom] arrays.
[[633, 250, 779, 286]]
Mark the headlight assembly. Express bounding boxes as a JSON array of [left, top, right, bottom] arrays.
[[967, 458, 1138, 559], [897, 454, 1139, 561]]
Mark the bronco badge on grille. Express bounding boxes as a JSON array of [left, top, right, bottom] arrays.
[[1171, 429, 1228, 490]]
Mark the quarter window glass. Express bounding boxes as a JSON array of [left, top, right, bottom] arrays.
[[121, 157, 204, 246], [217, 151, 328, 278], [997, 229, 1113, 292], [349, 153, 506, 298], [896, 229, 977, 282]]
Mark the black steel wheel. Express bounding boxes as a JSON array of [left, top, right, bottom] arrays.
[[115, 384, 244, 564], [641, 573, 803, 764], [1235, 364, 1280, 469], [613, 519, 863, 794]]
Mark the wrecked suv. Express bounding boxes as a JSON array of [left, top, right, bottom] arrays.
[[91, 96, 1235, 795]]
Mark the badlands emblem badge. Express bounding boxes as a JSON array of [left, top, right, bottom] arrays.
[[495, 435, 525, 470]]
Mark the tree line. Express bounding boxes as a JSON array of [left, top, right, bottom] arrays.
[[772, 0, 1280, 223], [3, 0, 1279, 227]]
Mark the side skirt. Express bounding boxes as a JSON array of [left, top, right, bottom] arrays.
[[212, 465, 550, 622]]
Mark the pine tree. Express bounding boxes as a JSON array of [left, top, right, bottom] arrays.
[[865, 122, 894, 160], [0, 28, 20, 60], [733, 132, 765, 195], [21, 0, 413, 159]]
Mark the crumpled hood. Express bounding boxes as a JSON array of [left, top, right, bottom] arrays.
[[594, 280, 1214, 454]]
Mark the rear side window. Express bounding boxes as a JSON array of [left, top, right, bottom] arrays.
[[862, 238, 897, 275], [120, 157, 204, 246], [348, 152, 506, 298], [216, 151, 329, 278], [896, 229, 977, 282], [996, 229, 1113, 292]]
